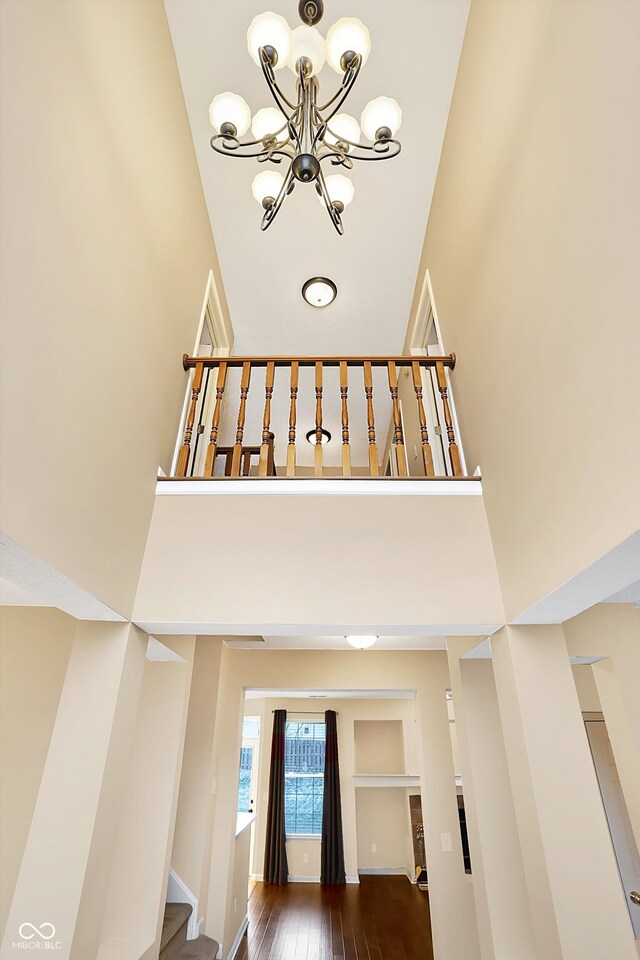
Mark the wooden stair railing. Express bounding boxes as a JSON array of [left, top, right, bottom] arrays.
[[175, 354, 465, 479]]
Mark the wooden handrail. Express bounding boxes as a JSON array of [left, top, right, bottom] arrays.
[[175, 353, 464, 479], [183, 354, 456, 370]]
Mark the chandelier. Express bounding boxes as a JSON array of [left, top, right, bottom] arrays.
[[208, 0, 402, 234]]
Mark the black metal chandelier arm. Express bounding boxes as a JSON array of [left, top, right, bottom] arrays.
[[318, 137, 402, 163], [260, 162, 295, 231], [316, 55, 362, 118], [209, 134, 296, 162], [315, 164, 344, 235], [259, 47, 298, 113]]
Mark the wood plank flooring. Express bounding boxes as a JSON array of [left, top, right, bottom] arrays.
[[235, 876, 434, 960]]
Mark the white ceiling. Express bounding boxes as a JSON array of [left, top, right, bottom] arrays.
[[164, 0, 470, 356], [225, 634, 446, 650], [245, 688, 416, 699]]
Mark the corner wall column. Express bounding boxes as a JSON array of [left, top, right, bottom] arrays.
[[414, 652, 481, 960], [1, 621, 147, 959], [491, 624, 637, 960]]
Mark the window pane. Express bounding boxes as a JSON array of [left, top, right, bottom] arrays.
[[237, 745, 253, 813], [284, 721, 326, 835]]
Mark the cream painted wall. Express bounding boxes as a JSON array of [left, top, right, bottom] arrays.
[[564, 603, 640, 854], [170, 637, 223, 909], [134, 494, 504, 631], [354, 719, 405, 775], [355, 789, 414, 873], [0, 607, 74, 936], [0, 0, 228, 617], [409, 0, 640, 620], [222, 825, 251, 960], [247, 697, 418, 882], [98, 638, 195, 960]]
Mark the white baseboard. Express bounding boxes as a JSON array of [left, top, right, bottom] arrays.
[[166, 867, 200, 940], [251, 873, 359, 885], [358, 868, 414, 882], [227, 913, 249, 960]]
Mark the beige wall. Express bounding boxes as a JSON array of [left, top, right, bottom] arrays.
[[410, 0, 640, 620], [98, 638, 195, 960], [354, 719, 405, 775], [355, 789, 413, 873], [0, 607, 74, 935], [170, 637, 223, 912], [0, 0, 227, 617], [135, 494, 504, 631]]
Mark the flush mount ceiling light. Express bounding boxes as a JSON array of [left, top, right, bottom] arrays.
[[346, 635, 377, 650], [306, 427, 331, 445], [302, 276, 337, 307], [208, 1, 402, 234]]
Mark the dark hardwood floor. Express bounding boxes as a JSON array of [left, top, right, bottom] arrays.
[[235, 875, 434, 960]]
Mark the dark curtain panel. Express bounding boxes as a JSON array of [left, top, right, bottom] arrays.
[[321, 709, 346, 884], [264, 709, 289, 883]]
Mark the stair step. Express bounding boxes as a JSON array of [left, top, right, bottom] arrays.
[[177, 934, 219, 960], [160, 903, 192, 960]]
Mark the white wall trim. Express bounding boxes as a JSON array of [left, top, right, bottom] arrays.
[[0, 532, 126, 621], [157, 478, 482, 497], [166, 867, 200, 940], [353, 774, 421, 788], [170, 268, 234, 476], [226, 914, 249, 960], [358, 867, 414, 882]]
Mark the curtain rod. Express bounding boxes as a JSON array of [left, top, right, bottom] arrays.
[[271, 710, 337, 715]]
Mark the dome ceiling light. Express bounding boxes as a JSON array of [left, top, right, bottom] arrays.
[[302, 276, 337, 307], [208, 2, 402, 234], [346, 635, 377, 650], [306, 427, 331, 445]]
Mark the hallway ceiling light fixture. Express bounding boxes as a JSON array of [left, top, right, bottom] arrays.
[[346, 635, 377, 650], [208, 0, 402, 234], [306, 427, 331, 445], [302, 276, 337, 307]]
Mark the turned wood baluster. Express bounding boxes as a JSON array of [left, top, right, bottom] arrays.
[[231, 361, 252, 477], [314, 361, 323, 477], [286, 362, 299, 478], [435, 361, 462, 477], [363, 361, 379, 476], [259, 361, 275, 477], [204, 362, 228, 477], [411, 361, 435, 477], [388, 361, 408, 476], [177, 362, 204, 477], [340, 361, 351, 477]]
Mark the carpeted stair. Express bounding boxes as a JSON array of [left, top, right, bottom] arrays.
[[160, 903, 219, 960]]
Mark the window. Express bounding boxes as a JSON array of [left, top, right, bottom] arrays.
[[237, 717, 260, 814], [284, 720, 326, 836]]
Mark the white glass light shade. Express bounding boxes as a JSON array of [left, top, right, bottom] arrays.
[[325, 17, 371, 73], [324, 113, 360, 146], [302, 277, 337, 307], [247, 12, 291, 70], [251, 170, 284, 206], [321, 174, 355, 208], [252, 107, 287, 142], [346, 635, 377, 649], [209, 92, 251, 136], [361, 96, 402, 141], [288, 25, 325, 75]]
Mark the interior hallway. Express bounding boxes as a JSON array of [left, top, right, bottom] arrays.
[[236, 876, 433, 960]]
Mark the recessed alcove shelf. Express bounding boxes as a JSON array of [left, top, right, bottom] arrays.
[[353, 774, 421, 788]]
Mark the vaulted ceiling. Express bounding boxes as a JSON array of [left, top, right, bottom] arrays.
[[164, 0, 470, 356]]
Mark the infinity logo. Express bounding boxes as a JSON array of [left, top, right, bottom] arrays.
[[18, 923, 56, 940]]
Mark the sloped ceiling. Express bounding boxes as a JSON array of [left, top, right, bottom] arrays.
[[164, 0, 470, 356]]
